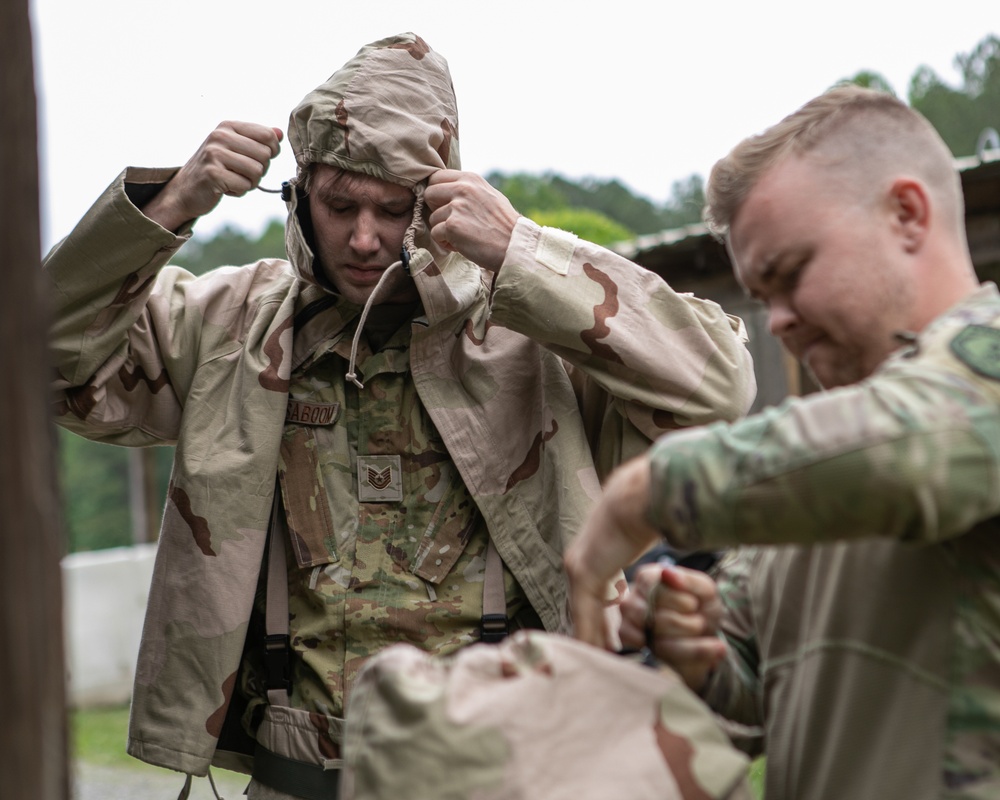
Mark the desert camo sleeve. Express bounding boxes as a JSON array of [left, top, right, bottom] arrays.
[[44, 167, 281, 446], [489, 217, 757, 475]]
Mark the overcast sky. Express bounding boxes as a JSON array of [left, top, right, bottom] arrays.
[[30, 0, 997, 249]]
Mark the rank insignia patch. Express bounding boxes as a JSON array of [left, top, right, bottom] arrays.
[[357, 455, 403, 502], [950, 325, 1000, 380]]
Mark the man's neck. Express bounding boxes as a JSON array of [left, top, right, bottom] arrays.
[[361, 301, 420, 351]]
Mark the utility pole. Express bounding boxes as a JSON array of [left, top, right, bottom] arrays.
[[0, 0, 70, 798]]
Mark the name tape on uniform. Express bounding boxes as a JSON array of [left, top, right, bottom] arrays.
[[286, 400, 341, 426]]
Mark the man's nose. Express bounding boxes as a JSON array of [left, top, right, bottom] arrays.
[[350, 212, 381, 255], [767, 300, 798, 338]]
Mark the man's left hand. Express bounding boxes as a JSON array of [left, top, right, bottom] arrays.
[[425, 170, 520, 271]]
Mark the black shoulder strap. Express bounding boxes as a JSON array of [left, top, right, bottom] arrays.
[[264, 485, 291, 707], [481, 538, 509, 643]]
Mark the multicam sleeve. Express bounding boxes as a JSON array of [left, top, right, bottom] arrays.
[[488, 217, 757, 475], [699, 549, 766, 753], [644, 353, 1000, 551]]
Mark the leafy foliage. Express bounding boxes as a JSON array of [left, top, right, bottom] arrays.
[[488, 170, 706, 236], [529, 208, 634, 247], [661, 174, 707, 230], [171, 219, 286, 275], [58, 429, 173, 552], [909, 34, 1000, 157], [58, 429, 131, 551], [840, 70, 898, 96]]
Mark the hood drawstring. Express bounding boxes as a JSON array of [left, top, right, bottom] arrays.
[[345, 183, 426, 389]]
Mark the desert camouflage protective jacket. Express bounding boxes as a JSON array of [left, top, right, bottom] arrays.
[[45, 33, 755, 777], [645, 283, 1000, 799]]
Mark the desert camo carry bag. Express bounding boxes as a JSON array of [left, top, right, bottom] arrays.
[[339, 630, 752, 800]]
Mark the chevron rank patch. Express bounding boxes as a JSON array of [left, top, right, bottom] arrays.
[[357, 455, 403, 502], [950, 325, 1000, 380]]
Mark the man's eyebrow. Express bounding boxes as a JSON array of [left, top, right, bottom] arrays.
[[738, 257, 776, 301], [755, 247, 806, 288], [314, 184, 413, 211], [378, 196, 416, 211], [313, 183, 348, 205], [756, 260, 778, 287], [742, 248, 799, 301]]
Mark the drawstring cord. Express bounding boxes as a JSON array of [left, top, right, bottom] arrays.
[[344, 183, 426, 389], [174, 771, 226, 800], [344, 260, 404, 388]]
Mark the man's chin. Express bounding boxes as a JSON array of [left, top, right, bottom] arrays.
[[805, 359, 861, 390]]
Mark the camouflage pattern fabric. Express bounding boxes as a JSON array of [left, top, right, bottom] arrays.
[[645, 284, 1000, 799], [340, 631, 752, 800], [240, 313, 531, 748], [44, 32, 755, 778]]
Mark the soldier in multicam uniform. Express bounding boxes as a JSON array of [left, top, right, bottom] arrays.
[[566, 85, 1000, 800], [45, 32, 755, 800]]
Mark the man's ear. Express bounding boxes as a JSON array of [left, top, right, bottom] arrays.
[[888, 178, 931, 253]]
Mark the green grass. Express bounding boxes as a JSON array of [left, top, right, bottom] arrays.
[[749, 756, 766, 797], [71, 704, 139, 769]]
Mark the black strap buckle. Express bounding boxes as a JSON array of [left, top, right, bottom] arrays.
[[264, 632, 291, 692], [253, 745, 340, 800], [480, 613, 509, 644]]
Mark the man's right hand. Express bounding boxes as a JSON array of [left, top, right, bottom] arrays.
[[620, 563, 727, 693], [142, 121, 283, 233]]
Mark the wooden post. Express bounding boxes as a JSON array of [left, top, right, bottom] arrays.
[[0, 1, 69, 798]]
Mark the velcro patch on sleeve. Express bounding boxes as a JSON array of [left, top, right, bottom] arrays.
[[535, 226, 578, 275], [950, 324, 1000, 380]]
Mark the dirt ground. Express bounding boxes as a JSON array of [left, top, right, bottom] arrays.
[[73, 761, 250, 800]]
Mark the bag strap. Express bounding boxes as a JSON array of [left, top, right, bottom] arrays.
[[481, 538, 509, 643], [264, 485, 291, 707]]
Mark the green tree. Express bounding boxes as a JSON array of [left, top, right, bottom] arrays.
[[488, 170, 705, 235], [487, 172, 568, 215], [57, 431, 131, 551], [840, 70, 898, 96], [171, 219, 286, 275], [527, 208, 634, 247], [58, 430, 174, 552], [660, 174, 706, 229], [909, 34, 1000, 157], [550, 176, 668, 234]]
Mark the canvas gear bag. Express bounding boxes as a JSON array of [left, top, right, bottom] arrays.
[[339, 630, 752, 800]]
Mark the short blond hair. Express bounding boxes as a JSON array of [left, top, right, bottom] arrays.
[[704, 85, 963, 239]]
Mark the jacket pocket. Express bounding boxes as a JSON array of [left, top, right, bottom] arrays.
[[278, 425, 358, 568], [390, 461, 481, 585]]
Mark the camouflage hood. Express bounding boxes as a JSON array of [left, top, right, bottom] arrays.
[[283, 32, 461, 292]]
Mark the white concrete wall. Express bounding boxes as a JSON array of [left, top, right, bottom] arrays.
[[62, 544, 157, 708]]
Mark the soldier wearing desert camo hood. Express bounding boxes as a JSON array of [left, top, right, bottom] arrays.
[[45, 32, 756, 798]]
